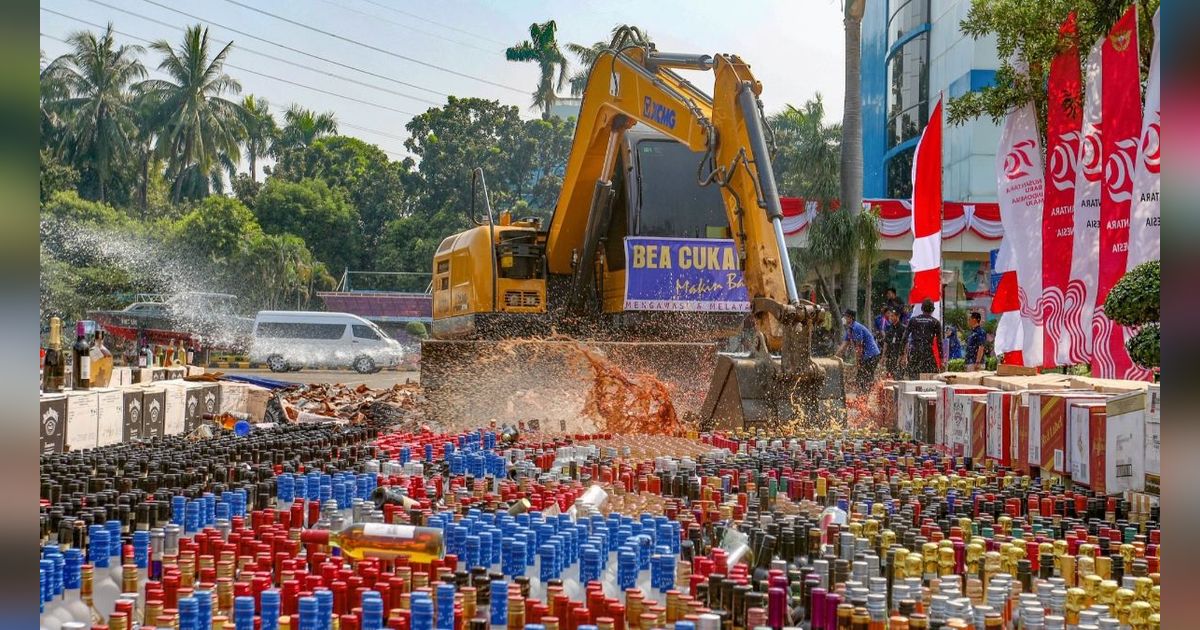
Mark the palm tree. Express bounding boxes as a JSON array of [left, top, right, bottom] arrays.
[[841, 0, 866, 317], [768, 95, 841, 202], [139, 24, 245, 202], [239, 95, 277, 182], [565, 26, 652, 97], [506, 20, 570, 118], [41, 24, 146, 203], [275, 105, 337, 152]]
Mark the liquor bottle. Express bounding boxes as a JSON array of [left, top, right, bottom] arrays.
[[299, 522, 446, 563], [43, 316, 65, 393], [71, 322, 91, 390], [174, 341, 186, 366]]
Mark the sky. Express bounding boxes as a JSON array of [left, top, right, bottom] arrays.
[[39, 0, 847, 172]]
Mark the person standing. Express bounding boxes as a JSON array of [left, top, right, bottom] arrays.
[[945, 325, 964, 361], [837, 309, 882, 391], [880, 307, 907, 378], [965, 311, 988, 370], [902, 298, 942, 376]]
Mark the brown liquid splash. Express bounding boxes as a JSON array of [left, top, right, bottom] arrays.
[[564, 339, 684, 435]]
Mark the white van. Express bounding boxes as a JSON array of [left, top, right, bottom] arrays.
[[249, 311, 404, 373]]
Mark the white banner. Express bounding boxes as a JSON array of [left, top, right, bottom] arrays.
[[1128, 7, 1160, 268], [1057, 38, 1105, 366], [995, 62, 1045, 368]]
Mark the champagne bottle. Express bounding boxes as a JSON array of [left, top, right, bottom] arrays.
[[299, 522, 445, 563], [43, 316, 65, 393], [71, 322, 91, 390]]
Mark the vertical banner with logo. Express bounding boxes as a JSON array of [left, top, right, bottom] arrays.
[[909, 97, 943, 320], [1040, 13, 1082, 368], [1057, 37, 1105, 367], [1095, 5, 1150, 380], [995, 60, 1045, 368], [1128, 7, 1160, 269]]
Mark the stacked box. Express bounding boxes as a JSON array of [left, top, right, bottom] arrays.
[[40, 394, 67, 455], [141, 387, 166, 438], [180, 381, 217, 433], [938, 386, 996, 449], [64, 390, 99, 452], [985, 391, 1014, 467], [1145, 383, 1160, 495], [94, 388, 124, 447], [1037, 393, 1109, 478], [946, 391, 989, 457], [970, 399, 988, 464], [219, 382, 249, 415], [1068, 392, 1146, 495], [122, 389, 144, 442], [159, 383, 185, 435], [914, 393, 937, 444]]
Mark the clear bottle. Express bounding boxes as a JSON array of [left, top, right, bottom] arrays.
[[299, 523, 445, 563], [79, 565, 105, 625]]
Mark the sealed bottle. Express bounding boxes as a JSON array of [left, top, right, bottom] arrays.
[[43, 316, 65, 393], [71, 322, 91, 390], [299, 522, 445, 563]]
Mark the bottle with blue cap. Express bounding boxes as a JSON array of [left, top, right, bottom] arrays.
[[362, 590, 386, 630], [261, 589, 281, 630], [297, 595, 320, 630]]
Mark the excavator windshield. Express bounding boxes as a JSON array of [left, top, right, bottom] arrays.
[[632, 139, 729, 239]]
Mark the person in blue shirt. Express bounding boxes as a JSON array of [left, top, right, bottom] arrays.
[[837, 309, 882, 392], [945, 325, 965, 361], [965, 311, 989, 370]]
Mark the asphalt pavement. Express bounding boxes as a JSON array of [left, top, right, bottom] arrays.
[[217, 368, 420, 389]]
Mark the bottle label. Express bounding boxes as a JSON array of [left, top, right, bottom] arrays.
[[363, 523, 415, 539], [79, 356, 91, 380]]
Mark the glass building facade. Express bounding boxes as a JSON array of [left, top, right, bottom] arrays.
[[883, 0, 929, 198]]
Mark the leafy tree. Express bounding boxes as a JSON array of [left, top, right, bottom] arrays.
[[275, 105, 338, 152], [230, 173, 261, 209], [509, 116, 576, 220], [564, 25, 652, 96], [239, 94, 277, 182], [506, 20, 570, 118], [41, 23, 146, 203], [40, 150, 80, 202], [272, 136, 412, 256], [139, 24, 245, 202], [41, 190, 129, 228], [1103, 260, 1159, 369], [769, 95, 841, 202], [253, 178, 362, 273], [238, 232, 335, 310], [170, 195, 262, 262], [948, 0, 1159, 143]]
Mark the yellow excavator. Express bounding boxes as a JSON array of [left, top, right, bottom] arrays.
[[421, 28, 844, 429]]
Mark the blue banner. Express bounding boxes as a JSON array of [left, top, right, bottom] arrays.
[[623, 237, 750, 312]]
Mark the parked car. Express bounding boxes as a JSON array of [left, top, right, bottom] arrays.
[[248, 311, 404, 373]]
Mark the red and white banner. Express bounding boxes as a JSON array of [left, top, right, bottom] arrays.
[[992, 237, 1023, 365], [1057, 36, 1104, 367], [779, 197, 1002, 240], [995, 60, 1045, 368], [1040, 13, 1082, 368], [1095, 4, 1151, 380], [909, 97, 943, 312], [1128, 7, 1160, 269]]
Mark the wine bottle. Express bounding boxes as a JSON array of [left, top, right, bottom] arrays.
[[43, 316, 65, 393], [299, 522, 445, 563], [71, 322, 91, 390]]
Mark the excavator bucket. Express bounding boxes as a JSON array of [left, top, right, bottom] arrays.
[[420, 338, 719, 429], [698, 336, 846, 431]]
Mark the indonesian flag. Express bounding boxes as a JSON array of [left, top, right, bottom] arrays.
[[995, 59, 1045, 368], [1094, 4, 1151, 380], [909, 97, 943, 318], [1039, 13, 1082, 368], [1128, 6, 1160, 268], [992, 238, 1024, 366], [1057, 35, 1104, 367]]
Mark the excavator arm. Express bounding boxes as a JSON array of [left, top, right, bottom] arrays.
[[545, 33, 845, 427]]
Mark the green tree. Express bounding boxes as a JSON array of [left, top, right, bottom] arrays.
[[564, 25, 652, 96], [239, 94, 277, 182], [841, 0, 866, 317], [170, 195, 262, 262], [509, 116, 576, 220], [948, 0, 1159, 143], [1103, 260, 1159, 369], [238, 232, 335, 310], [41, 24, 146, 203], [139, 24, 245, 202], [40, 150, 80, 202], [796, 206, 879, 320], [271, 136, 412, 256], [275, 104, 338, 152], [769, 95, 841, 202], [506, 20, 570, 118], [253, 178, 362, 273]]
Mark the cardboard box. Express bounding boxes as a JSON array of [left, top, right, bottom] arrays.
[[219, 382, 249, 415], [981, 373, 1074, 391], [1069, 393, 1145, 495], [185, 365, 206, 377], [122, 389, 144, 442], [946, 392, 987, 457], [246, 385, 274, 421], [1145, 384, 1160, 495], [1036, 392, 1110, 477], [898, 380, 945, 393], [1014, 401, 1030, 475], [40, 394, 67, 455], [160, 382, 186, 435], [64, 390, 99, 451], [898, 390, 924, 436], [132, 368, 153, 384], [111, 367, 132, 387], [183, 382, 220, 433], [140, 387, 166, 438], [166, 366, 187, 380], [1068, 376, 1153, 394], [986, 391, 1014, 467], [912, 393, 937, 444], [94, 387, 124, 447], [996, 364, 1039, 376], [970, 399, 988, 464], [937, 386, 996, 448]]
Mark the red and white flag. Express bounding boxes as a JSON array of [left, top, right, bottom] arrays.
[[1039, 13, 1082, 368], [992, 238, 1024, 366], [1128, 7, 1160, 268], [995, 59, 1045, 368], [909, 97, 943, 320], [1094, 4, 1151, 380], [1057, 35, 1104, 367]]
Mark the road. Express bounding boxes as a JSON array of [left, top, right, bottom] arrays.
[[218, 368, 420, 389]]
